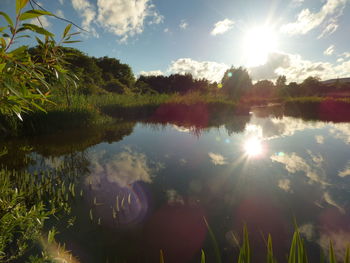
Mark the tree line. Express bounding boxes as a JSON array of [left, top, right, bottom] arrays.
[[45, 48, 350, 99]]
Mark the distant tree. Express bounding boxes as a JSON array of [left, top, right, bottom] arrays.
[[251, 80, 275, 97], [95, 56, 135, 88], [104, 79, 129, 94], [221, 67, 252, 98], [276, 75, 287, 89], [301, 76, 322, 95], [281, 82, 300, 97]]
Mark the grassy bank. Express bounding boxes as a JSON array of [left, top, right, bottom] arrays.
[[0, 92, 237, 137], [284, 96, 350, 122]]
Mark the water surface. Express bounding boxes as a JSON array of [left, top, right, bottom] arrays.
[[2, 106, 350, 262]]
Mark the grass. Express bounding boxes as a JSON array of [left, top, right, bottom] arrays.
[[0, 92, 237, 137], [158, 219, 350, 263]]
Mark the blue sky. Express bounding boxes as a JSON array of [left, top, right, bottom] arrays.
[[1, 0, 350, 82]]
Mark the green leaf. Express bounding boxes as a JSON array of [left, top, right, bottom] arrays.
[[10, 45, 28, 55], [22, 23, 54, 37], [63, 40, 81, 44], [0, 38, 6, 48], [16, 0, 29, 14], [0, 63, 6, 73], [345, 245, 350, 263], [160, 249, 165, 263], [329, 240, 336, 263], [0, 11, 14, 27], [19, 10, 52, 21], [63, 24, 72, 38], [201, 249, 206, 263]]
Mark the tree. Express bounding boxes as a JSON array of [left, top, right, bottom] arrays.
[[301, 76, 322, 95], [94, 56, 135, 89], [251, 80, 275, 97], [221, 67, 252, 99], [276, 75, 287, 89]]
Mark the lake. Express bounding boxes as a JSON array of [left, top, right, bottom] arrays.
[[2, 105, 350, 262]]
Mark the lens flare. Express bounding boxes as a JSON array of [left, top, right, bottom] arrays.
[[244, 137, 263, 157]]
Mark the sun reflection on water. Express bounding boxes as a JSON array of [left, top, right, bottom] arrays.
[[244, 136, 264, 157]]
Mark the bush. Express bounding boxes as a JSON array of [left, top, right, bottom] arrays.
[[103, 79, 129, 94]]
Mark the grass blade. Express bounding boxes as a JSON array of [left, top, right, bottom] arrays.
[[201, 249, 205, 263], [329, 240, 336, 263], [160, 249, 165, 263], [203, 217, 222, 263], [345, 245, 350, 263]]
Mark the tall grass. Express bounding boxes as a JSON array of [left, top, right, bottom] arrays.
[[158, 219, 350, 263]]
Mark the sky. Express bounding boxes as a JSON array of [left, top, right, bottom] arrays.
[[1, 0, 350, 83]]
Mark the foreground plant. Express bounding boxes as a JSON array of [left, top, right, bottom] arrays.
[[0, 168, 79, 262], [0, 0, 79, 118]]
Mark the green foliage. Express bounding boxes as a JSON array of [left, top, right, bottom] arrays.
[[0, 0, 79, 118], [0, 167, 78, 262], [221, 67, 252, 99], [104, 78, 129, 94]]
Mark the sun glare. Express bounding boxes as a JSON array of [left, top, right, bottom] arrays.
[[243, 26, 278, 67], [244, 137, 263, 157]]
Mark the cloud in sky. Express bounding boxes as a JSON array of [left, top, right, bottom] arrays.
[[281, 0, 346, 36], [169, 58, 228, 82], [210, 19, 234, 36], [97, 0, 163, 42], [70, 0, 163, 41], [139, 70, 164, 76], [324, 45, 335, 56], [29, 16, 51, 28], [71, 0, 98, 37], [318, 20, 339, 38], [248, 50, 350, 82], [59, 0, 64, 4], [179, 19, 188, 29]]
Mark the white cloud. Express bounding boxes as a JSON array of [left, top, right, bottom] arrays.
[[329, 123, 350, 144], [208, 152, 227, 165], [29, 16, 51, 28], [249, 50, 350, 82], [341, 52, 350, 58], [281, 0, 346, 36], [323, 192, 345, 213], [71, 0, 98, 37], [249, 52, 291, 80], [299, 223, 314, 240], [210, 19, 234, 36], [164, 28, 169, 33], [315, 135, 325, 144], [271, 152, 328, 186], [86, 148, 160, 188], [169, 58, 228, 82], [278, 178, 292, 192], [59, 0, 64, 4], [179, 20, 188, 30], [139, 70, 163, 76], [324, 45, 335, 56], [55, 9, 65, 18], [96, 0, 163, 42], [318, 21, 339, 38], [339, 161, 350, 177]]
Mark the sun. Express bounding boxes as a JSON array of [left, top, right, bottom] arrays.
[[243, 137, 264, 157], [243, 26, 278, 67]]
